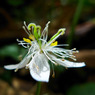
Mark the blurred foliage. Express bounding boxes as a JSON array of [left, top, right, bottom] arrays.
[[0, 70, 12, 84], [67, 0, 85, 48], [0, 0, 95, 95], [0, 44, 26, 60], [67, 82, 95, 95], [7, 0, 24, 6]]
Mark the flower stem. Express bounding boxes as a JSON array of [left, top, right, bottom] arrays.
[[67, 0, 85, 48], [36, 82, 41, 95]]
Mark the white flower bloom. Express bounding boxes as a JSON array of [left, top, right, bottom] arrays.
[[4, 21, 85, 82]]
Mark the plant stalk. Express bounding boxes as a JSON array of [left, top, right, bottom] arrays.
[[67, 0, 85, 48], [36, 82, 41, 95]]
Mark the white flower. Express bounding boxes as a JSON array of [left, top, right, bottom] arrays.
[[4, 21, 85, 82]]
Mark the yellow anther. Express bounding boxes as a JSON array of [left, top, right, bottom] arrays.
[[51, 41, 58, 46], [23, 38, 31, 44], [29, 34, 35, 41]]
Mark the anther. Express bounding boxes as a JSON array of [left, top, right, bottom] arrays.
[[24, 21, 26, 26], [22, 26, 25, 29], [66, 67, 68, 69], [14, 69, 18, 72], [72, 48, 76, 50], [62, 59, 65, 61], [16, 39, 19, 42], [25, 66, 29, 69], [52, 71, 55, 78], [76, 50, 79, 53], [23, 38, 31, 44], [51, 41, 58, 46]]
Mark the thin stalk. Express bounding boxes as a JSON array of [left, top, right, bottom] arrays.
[[67, 0, 85, 48], [36, 82, 41, 95]]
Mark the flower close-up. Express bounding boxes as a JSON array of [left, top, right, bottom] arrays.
[[4, 21, 85, 82]]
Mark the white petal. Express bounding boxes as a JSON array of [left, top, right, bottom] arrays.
[[4, 55, 31, 70], [55, 59, 85, 68], [4, 64, 20, 70], [46, 53, 85, 68], [28, 52, 50, 82]]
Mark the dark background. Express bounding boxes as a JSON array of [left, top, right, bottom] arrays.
[[0, 0, 95, 95]]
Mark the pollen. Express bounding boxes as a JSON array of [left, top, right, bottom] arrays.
[[23, 38, 31, 44], [51, 41, 58, 46]]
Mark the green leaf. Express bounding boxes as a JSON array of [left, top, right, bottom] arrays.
[[0, 44, 25, 60]]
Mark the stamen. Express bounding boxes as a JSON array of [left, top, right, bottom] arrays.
[[51, 41, 58, 46], [16, 39, 20, 42], [25, 65, 29, 69], [70, 55, 77, 61], [72, 48, 76, 50], [52, 71, 55, 78], [76, 50, 79, 53], [14, 69, 18, 72], [43, 51, 57, 65], [24, 21, 26, 26], [46, 21, 50, 26], [23, 38, 32, 44], [23, 21, 32, 36], [72, 51, 79, 54], [66, 67, 68, 69], [51, 61, 55, 78], [29, 34, 35, 40], [62, 59, 65, 61], [22, 26, 29, 35], [71, 48, 79, 54]]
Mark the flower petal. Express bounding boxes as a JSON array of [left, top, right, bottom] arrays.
[[56, 59, 85, 67], [28, 52, 50, 82], [47, 53, 85, 68], [4, 55, 31, 70]]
